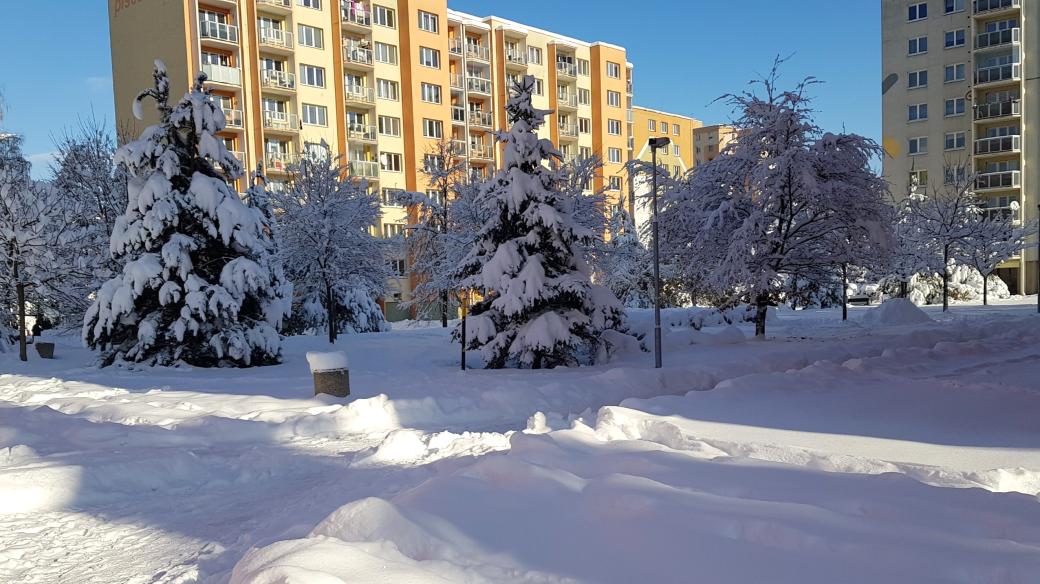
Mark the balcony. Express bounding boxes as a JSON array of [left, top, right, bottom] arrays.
[[505, 50, 527, 68], [344, 83, 375, 106], [975, 63, 1020, 85], [202, 63, 242, 86], [976, 27, 1019, 50], [451, 105, 466, 124], [974, 0, 1020, 15], [557, 93, 578, 110], [200, 21, 239, 44], [262, 111, 299, 132], [266, 152, 298, 174], [346, 122, 377, 143], [222, 108, 244, 129], [468, 110, 493, 128], [257, 0, 292, 11], [469, 143, 493, 160], [556, 61, 577, 79], [975, 99, 1020, 120], [974, 134, 1020, 155], [258, 27, 294, 51], [340, 0, 371, 29], [343, 42, 374, 68], [349, 159, 379, 179], [449, 38, 464, 57], [467, 76, 492, 95], [466, 43, 491, 62], [558, 122, 578, 138], [975, 170, 1020, 190], [449, 139, 467, 156], [450, 74, 465, 91], [260, 69, 296, 91]]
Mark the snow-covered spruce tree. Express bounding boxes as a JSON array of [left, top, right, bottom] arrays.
[[456, 75, 622, 369], [271, 144, 388, 342], [958, 210, 1036, 305], [83, 61, 291, 367], [674, 61, 891, 336], [557, 155, 607, 267]]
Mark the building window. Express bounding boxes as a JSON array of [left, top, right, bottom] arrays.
[[944, 165, 967, 185], [648, 119, 656, 131], [381, 188, 405, 206], [944, 131, 966, 151], [298, 25, 323, 49], [527, 46, 542, 65], [672, 123, 680, 135], [908, 103, 928, 121], [419, 46, 440, 69], [908, 2, 927, 21], [297, 0, 321, 8], [381, 152, 403, 172], [944, 0, 965, 13], [377, 78, 399, 100], [908, 69, 928, 88], [301, 103, 327, 126], [908, 36, 927, 55], [374, 42, 398, 64], [577, 58, 590, 76], [418, 10, 438, 33], [607, 90, 621, 107], [944, 97, 966, 117], [420, 82, 442, 103], [608, 176, 622, 190], [909, 169, 928, 189], [422, 118, 443, 138], [533, 78, 544, 95], [383, 223, 405, 238], [660, 120, 668, 131], [373, 5, 396, 28], [299, 64, 325, 87], [608, 147, 622, 163], [945, 29, 966, 48], [606, 61, 621, 78], [578, 118, 591, 134], [944, 63, 965, 83], [672, 144, 680, 156], [303, 141, 329, 161], [908, 136, 928, 155], [607, 119, 622, 135], [578, 88, 591, 105], [378, 115, 401, 136]]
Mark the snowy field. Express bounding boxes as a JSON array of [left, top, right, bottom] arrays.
[[2, 299, 1040, 583]]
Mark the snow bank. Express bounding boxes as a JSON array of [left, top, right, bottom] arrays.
[[860, 298, 933, 327], [306, 351, 349, 373]]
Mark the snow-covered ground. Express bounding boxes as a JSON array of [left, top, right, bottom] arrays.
[[2, 298, 1039, 583]]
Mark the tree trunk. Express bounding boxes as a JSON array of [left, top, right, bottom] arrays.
[[460, 292, 467, 371], [791, 278, 798, 311], [900, 280, 908, 299], [942, 247, 950, 312], [326, 281, 336, 344], [16, 282, 27, 363], [841, 263, 848, 322], [754, 294, 768, 338], [440, 290, 449, 328], [982, 271, 989, 306]]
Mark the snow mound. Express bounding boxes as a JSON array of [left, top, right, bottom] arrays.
[[860, 298, 933, 327], [705, 325, 746, 345], [306, 351, 349, 373]]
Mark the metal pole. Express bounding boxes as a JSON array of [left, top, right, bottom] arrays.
[[651, 147, 662, 369], [1036, 203, 1039, 314]]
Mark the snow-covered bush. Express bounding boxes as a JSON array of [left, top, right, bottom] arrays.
[[595, 207, 654, 308], [899, 264, 1010, 306], [83, 61, 291, 367]]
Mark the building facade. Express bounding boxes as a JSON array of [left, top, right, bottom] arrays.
[[628, 106, 701, 239], [107, 0, 641, 318], [882, 0, 1038, 294]]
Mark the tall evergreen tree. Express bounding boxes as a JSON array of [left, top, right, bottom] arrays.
[[83, 61, 291, 367]]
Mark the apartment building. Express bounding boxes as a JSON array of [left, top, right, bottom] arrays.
[[628, 107, 701, 238], [882, 0, 1038, 294], [693, 124, 736, 166], [108, 0, 636, 318]]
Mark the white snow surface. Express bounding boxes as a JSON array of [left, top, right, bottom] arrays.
[[2, 299, 1040, 583], [860, 297, 934, 326], [306, 351, 349, 373]]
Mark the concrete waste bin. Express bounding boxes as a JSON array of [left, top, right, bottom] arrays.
[[35, 342, 55, 359], [306, 351, 350, 398]]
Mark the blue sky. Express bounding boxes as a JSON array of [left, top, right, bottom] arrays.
[[0, 0, 880, 179]]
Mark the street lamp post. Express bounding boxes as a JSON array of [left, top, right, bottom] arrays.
[[1037, 203, 1039, 314], [648, 137, 670, 369]]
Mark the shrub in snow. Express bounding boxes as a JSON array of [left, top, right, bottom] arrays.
[[900, 264, 1011, 306], [83, 61, 291, 367], [455, 76, 623, 369], [860, 298, 933, 327]]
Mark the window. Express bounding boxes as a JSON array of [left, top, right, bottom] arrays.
[[945, 0, 965, 13], [298, 25, 323, 49], [577, 58, 590, 76], [578, 88, 591, 105], [944, 97, 966, 117], [909, 36, 928, 55], [373, 5, 396, 27], [672, 123, 680, 135], [527, 46, 542, 65], [945, 29, 966, 48], [377, 78, 399, 100], [374, 42, 398, 64], [381, 188, 405, 207], [299, 64, 325, 87], [419, 46, 440, 68], [648, 120, 657, 131], [202, 51, 229, 66], [381, 152, 403, 172], [944, 131, 966, 151], [383, 223, 405, 238], [608, 147, 622, 163], [944, 63, 965, 83], [533, 78, 544, 95], [908, 2, 927, 21], [909, 169, 928, 189], [660, 120, 668, 131], [606, 61, 621, 78], [420, 82, 441, 104], [607, 119, 622, 135], [578, 118, 591, 134], [389, 258, 406, 276], [422, 118, 443, 138], [378, 115, 401, 136], [607, 90, 621, 107], [908, 69, 928, 88], [297, 0, 321, 8], [301, 103, 327, 126], [672, 144, 681, 156], [418, 10, 438, 32], [580, 146, 592, 159], [944, 165, 967, 185], [608, 176, 622, 190], [908, 136, 928, 155], [423, 154, 443, 172], [304, 141, 329, 161], [908, 103, 928, 121]]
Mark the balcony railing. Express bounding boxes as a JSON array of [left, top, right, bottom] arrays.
[[469, 110, 493, 128], [449, 38, 464, 56], [556, 61, 577, 78], [467, 76, 492, 94], [343, 42, 374, 66], [505, 50, 527, 66], [344, 83, 375, 104], [975, 170, 1020, 190], [262, 111, 299, 131], [259, 27, 293, 49], [466, 43, 490, 61], [222, 108, 244, 128], [975, 99, 1020, 120], [469, 143, 493, 159], [974, 134, 1020, 155], [558, 93, 578, 108], [347, 123, 377, 142], [257, 0, 292, 8], [202, 63, 242, 86], [260, 69, 296, 90], [975, 63, 1020, 85], [350, 159, 379, 178], [976, 27, 1019, 50], [266, 152, 298, 173], [974, 0, 1020, 14], [451, 139, 467, 156], [558, 122, 578, 137], [450, 74, 464, 90], [451, 105, 466, 123], [340, 0, 371, 27], [200, 20, 239, 43]]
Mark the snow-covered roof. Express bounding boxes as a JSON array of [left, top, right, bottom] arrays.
[[448, 9, 624, 51], [632, 105, 701, 124]]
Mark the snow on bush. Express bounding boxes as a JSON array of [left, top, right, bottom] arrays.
[[860, 298, 933, 327], [897, 264, 1011, 306]]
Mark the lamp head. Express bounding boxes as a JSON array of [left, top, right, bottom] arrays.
[[649, 137, 671, 149]]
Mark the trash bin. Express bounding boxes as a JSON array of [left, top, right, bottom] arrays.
[[306, 351, 350, 398], [35, 342, 55, 359]]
